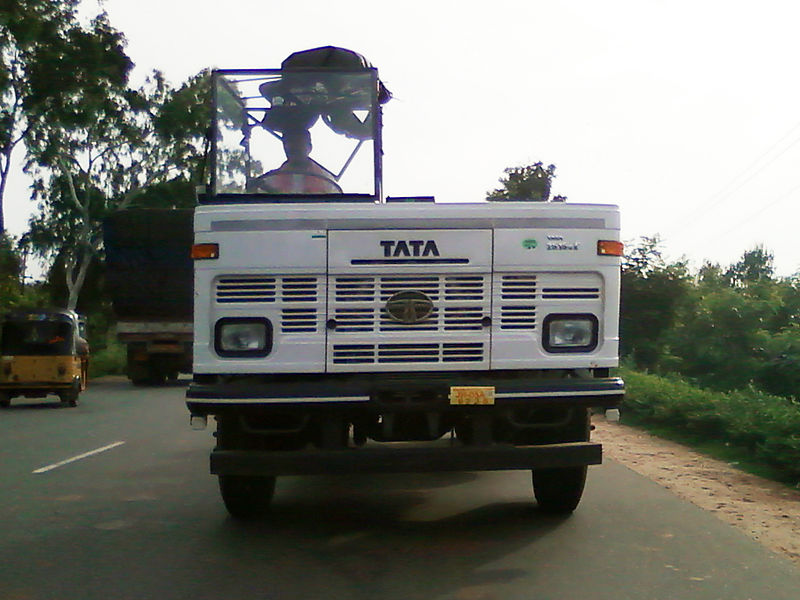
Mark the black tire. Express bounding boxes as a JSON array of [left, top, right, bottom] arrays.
[[59, 381, 81, 407], [0, 392, 10, 408], [531, 407, 591, 513], [218, 475, 276, 520], [127, 357, 150, 386], [532, 466, 588, 514], [148, 367, 167, 386], [59, 391, 79, 407], [129, 367, 165, 387]]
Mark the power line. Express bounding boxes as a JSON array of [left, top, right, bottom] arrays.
[[694, 180, 800, 249], [708, 121, 800, 200], [661, 119, 800, 240]]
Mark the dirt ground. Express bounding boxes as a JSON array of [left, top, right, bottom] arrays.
[[592, 415, 800, 566]]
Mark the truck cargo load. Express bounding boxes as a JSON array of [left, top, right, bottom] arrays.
[[103, 209, 194, 384]]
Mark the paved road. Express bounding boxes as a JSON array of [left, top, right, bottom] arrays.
[[2, 378, 799, 600]]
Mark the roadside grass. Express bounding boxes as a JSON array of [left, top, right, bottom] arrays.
[[619, 367, 800, 487], [619, 410, 792, 484], [89, 340, 126, 378]]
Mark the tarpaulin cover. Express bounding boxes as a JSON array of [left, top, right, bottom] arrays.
[[103, 209, 194, 320], [281, 46, 391, 104]]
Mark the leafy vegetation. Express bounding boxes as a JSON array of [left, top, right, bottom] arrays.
[[1, 0, 207, 313], [619, 238, 800, 483], [0, 0, 207, 375], [0, 232, 47, 313], [622, 237, 800, 399], [486, 162, 562, 202], [621, 367, 800, 484], [88, 338, 126, 378], [0, 0, 80, 233]]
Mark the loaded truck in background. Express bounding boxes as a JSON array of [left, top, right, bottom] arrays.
[[186, 46, 625, 518], [103, 209, 194, 385]]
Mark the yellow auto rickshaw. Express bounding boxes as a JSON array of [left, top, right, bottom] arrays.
[[0, 309, 89, 408]]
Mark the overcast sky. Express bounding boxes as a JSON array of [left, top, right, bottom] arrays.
[[7, 0, 800, 275]]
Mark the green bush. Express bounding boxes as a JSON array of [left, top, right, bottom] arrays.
[[88, 340, 126, 378], [621, 367, 800, 483]]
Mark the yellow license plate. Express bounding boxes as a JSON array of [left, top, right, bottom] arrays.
[[449, 386, 496, 405]]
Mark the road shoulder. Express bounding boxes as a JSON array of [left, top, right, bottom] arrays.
[[593, 417, 800, 565]]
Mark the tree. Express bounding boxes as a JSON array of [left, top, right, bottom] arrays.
[[665, 247, 790, 392], [620, 235, 692, 370], [486, 162, 557, 202], [666, 283, 776, 391], [0, 0, 76, 233], [0, 231, 47, 313], [0, 231, 21, 304], [152, 69, 211, 182], [617, 237, 800, 398], [22, 11, 139, 309], [23, 12, 208, 310], [724, 245, 775, 288], [757, 323, 800, 399]]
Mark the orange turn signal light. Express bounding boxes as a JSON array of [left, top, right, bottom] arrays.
[[191, 243, 219, 260], [597, 240, 624, 257]]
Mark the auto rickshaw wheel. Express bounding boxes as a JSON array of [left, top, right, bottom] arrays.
[[0, 392, 10, 408], [59, 380, 80, 407]]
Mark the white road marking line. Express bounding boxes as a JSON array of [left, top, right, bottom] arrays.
[[32, 441, 126, 474]]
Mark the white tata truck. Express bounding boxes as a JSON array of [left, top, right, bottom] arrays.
[[186, 47, 624, 519]]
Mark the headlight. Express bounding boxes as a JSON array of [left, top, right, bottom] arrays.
[[543, 314, 598, 353], [214, 318, 272, 357]]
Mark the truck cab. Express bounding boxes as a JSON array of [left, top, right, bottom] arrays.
[[187, 47, 624, 518]]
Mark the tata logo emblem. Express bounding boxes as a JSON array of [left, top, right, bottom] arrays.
[[385, 291, 435, 324], [379, 240, 440, 258]]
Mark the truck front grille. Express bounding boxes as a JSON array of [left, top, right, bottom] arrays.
[[329, 274, 489, 369], [499, 306, 537, 330], [215, 275, 322, 335], [541, 287, 601, 299], [492, 272, 603, 332], [500, 274, 537, 299], [216, 276, 319, 304], [211, 270, 604, 369], [281, 308, 317, 333], [331, 342, 485, 365], [332, 307, 485, 333], [497, 274, 537, 331], [334, 275, 486, 303], [331, 275, 488, 334], [216, 276, 277, 303]]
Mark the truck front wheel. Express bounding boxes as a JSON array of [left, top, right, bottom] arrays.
[[218, 475, 276, 520], [532, 466, 587, 513], [531, 406, 590, 513]]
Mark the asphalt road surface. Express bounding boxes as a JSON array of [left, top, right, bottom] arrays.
[[2, 378, 800, 600]]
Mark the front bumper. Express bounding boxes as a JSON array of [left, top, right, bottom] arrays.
[[211, 440, 602, 476], [0, 381, 75, 393], [186, 371, 624, 416]]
